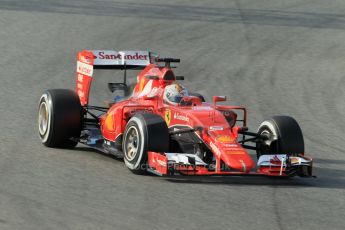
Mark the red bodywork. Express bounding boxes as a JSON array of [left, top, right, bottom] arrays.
[[76, 50, 312, 177]]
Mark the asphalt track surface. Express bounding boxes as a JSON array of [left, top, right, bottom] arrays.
[[1, 0, 345, 229]]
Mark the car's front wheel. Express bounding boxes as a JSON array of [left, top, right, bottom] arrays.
[[123, 113, 170, 174], [256, 116, 304, 158]]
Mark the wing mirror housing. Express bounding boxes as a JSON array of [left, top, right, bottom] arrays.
[[213, 96, 226, 106]]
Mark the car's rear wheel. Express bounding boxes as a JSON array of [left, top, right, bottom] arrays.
[[123, 113, 170, 174], [256, 116, 304, 158], [38, 89, 82, 148]]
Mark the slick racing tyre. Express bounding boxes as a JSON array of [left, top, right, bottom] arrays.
[[38, 89, 82, 148], [123, 113, 169, 174], [256, 116, 304, 158]]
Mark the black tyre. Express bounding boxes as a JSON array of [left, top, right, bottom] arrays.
[[123, 113, 169, 174], [256, 116, 304, 158], [38, 89, 82, 148]]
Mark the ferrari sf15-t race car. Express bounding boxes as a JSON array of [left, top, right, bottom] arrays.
[[38, 50, 313, 177]]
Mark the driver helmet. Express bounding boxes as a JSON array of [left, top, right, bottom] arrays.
[[163, 83, 189, 105]]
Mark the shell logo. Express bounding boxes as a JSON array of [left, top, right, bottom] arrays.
[[104, 113, 115, 131], [216, 135, 235, 143]]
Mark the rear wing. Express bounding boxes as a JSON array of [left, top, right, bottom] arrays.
[[76, 50, 154, 105]]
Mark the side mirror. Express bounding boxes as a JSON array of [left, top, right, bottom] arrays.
[[213, 96, 226, 104]]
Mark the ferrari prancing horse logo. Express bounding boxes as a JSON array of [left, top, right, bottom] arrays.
[[165, 110, 171, 126]]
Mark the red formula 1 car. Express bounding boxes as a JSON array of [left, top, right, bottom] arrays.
[[38, 50, 313, 177]]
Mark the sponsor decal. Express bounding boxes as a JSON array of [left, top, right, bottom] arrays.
[[92, 51, 150, 66], [223, 143, 240, 147], [128, 108, 153, 116], [257, 154, 289, 167], [270, 155, 282, 165], [224, 148, 243, 151], [192, 106, 213, 111], [216, 135, 235, 143], [77, 61, 93, 77], [95, 51, 148, 61], [225, 150, 245, 155], [173, 113, 189, 122], [209, 126, 224, 131], [165, 110, 171, 126]]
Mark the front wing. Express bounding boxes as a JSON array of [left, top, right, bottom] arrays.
[[147, 152, 313, 177]]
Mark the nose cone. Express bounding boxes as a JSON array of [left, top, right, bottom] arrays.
[[220, 149, 255, 172], [208, 132, 255, 172]]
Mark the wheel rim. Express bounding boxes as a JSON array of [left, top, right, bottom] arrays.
[[258, 127, 279, 155], [257, 121, 279, 156], [260, 129, 276, 146], [38, 101, 49, 136], [124, 126, 140, 161]]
